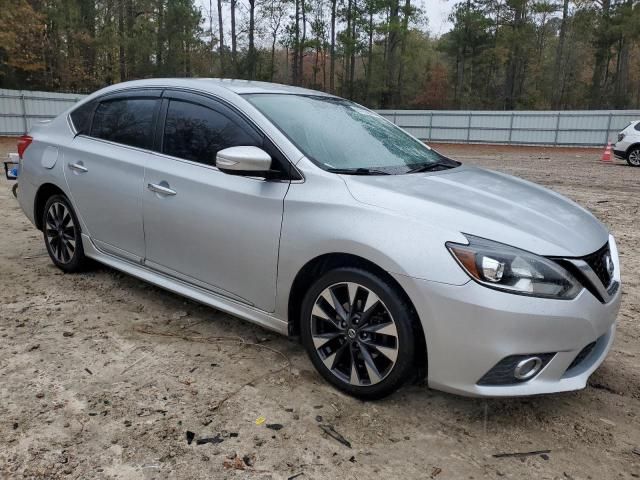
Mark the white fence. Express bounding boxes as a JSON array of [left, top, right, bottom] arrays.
[[376, 109, 640, 146], [0, 89, 86, 136], [1, 88, 639, 146]]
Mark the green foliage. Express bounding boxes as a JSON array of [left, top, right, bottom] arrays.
[[0, 0, 638, 108]]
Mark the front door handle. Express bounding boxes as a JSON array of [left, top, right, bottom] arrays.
[[147, 182, 177, 196], [68, 162, 88, 173]]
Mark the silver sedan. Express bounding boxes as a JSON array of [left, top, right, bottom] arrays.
[[14, 79, 621, 399]]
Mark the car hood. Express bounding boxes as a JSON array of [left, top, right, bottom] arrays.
[[342, 166, 609, 257]]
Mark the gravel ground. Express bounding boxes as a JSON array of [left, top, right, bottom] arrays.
[[1, 137, 639, 480]]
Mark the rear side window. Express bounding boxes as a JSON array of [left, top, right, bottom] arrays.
[[70, 101, 96, 135], [163, 100, 261, 166], [91, 98, 158, 149]]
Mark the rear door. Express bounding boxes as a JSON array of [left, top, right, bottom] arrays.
[[64, 91, 161, 261], [142, 91, 290, 312]]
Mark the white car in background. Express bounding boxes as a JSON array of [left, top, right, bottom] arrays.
[[613, 120, 640, 166]]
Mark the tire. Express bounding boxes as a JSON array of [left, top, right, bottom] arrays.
[[627, 147, 640, 167], [300, 267, 418, 400], [42, 194, 89, 272]]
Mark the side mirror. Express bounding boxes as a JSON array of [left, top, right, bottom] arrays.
[[216, 146, 272, 176]]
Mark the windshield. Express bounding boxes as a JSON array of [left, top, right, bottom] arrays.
[[244, 94, 459, 174]]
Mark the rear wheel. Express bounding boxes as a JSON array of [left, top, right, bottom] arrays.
[[627, 147, 640, 167], [42, 194, 89, 272], [300, 267, 418, 399]]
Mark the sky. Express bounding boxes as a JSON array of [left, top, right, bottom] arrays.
[[196, 0, 454, 40], [423, 0, 454, 36]]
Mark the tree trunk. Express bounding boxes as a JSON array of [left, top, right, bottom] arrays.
[[314, 46, 319, 86], [292, 0, 300, 84], [365, 7, 374, 103], [270, 35, 277, 81], [589, 0, 610, 108], [156, 0, 164, 74], [330, 0, 336, 93], [613, 34, 630, 108], [231, 0, 237, 73], [551, 0, 569, 108], [454, 0, 470, 107], [343, 0, 352, 96], [396, 0, 410, 106], [504, 0, 526, 110], [125, 0, 135, 78], [299, 0, 306, 85], [248, 0, 256, 79], [612, 0, 632, 108], [118, 0, 126, 81], [383, 0, 400, 108], [216, 0, 225, 75], [79, 0, 96, 79], [285, 46, 289, 83], [349, 0, 357, 99]]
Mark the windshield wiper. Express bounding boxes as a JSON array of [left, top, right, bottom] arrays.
[[326, 167, 391, 175], [406, 162, 455, 174]]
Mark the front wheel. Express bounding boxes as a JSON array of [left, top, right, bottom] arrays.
[[300, 267, 418, 400], [627, 147, 640, 167], [42, 194, 89, 272]]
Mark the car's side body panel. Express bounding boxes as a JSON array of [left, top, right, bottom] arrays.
[[63, 136, 152, 262], [142, 152, 289, 312]]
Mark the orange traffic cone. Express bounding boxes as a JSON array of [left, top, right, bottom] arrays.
[[601, 142, 613, 162]]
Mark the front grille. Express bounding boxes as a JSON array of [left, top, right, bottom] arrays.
[[478, 353, 555, 386], [582, 243, 612, 287], [567, 341, 597, 372]]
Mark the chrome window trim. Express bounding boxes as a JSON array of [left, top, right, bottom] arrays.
[[67, 86, 164, 136], [73, 135, 292, 184], [66, 84, 304, 183], [67, 114, 78, 135]]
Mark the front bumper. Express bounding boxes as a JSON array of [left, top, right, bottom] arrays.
[[394, 244, 621, 397]]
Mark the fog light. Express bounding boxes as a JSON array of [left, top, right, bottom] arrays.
[[513, 357, 543, 380]]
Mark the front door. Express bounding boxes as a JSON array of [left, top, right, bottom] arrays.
[[142, 92, 290, 312]]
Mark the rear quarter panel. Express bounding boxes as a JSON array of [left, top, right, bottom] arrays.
[[17, 119, 75, 227]]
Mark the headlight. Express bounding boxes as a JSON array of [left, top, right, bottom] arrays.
[[618, 133, 625, 142], [446, 235, 582, 299]]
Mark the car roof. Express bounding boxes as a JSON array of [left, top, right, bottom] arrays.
[[94, 78, 335, 97]]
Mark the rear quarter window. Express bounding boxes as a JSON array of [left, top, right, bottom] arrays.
[[69, 101, 97, 134]]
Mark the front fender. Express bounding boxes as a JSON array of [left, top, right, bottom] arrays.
[[275, 173, 469, 320]]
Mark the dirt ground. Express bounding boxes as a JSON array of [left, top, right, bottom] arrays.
[[1, 136, 639, 480]]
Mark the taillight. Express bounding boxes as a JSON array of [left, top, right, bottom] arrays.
[[17, 135, 33, 159]]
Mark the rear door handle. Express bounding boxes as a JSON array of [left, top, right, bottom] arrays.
[[147, 182, 177, 196], [68, 162, 88, 173]]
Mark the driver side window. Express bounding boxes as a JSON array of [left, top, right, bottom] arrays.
[[162, 100, 261, 167]]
